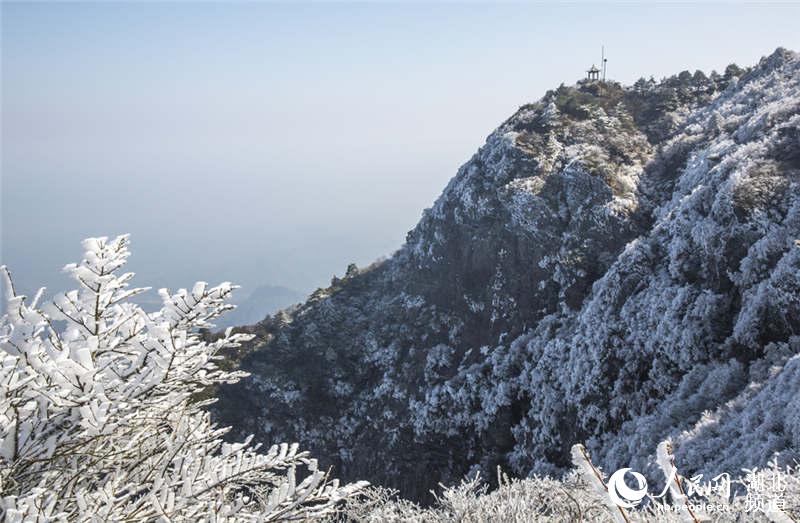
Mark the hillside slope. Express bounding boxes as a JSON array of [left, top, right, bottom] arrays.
[[214, 49, 800, 501], [214, 285, 304, 330]]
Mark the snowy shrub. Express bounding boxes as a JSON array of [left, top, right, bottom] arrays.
[[0, 235, 366, 521], [332, 441, 800, 522]]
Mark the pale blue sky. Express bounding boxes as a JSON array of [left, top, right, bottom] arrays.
[[3, 2, 799, 300]]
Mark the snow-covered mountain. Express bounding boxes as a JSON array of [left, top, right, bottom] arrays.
[[214, 48, 800, 501]]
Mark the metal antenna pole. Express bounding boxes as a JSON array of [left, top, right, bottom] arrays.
[[601, 46, 606, 81]]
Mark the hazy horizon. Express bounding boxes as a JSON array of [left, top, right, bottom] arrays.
[[3, 2, 800, 303]]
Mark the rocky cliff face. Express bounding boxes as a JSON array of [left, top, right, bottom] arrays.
[[214, 49, 800, 501]]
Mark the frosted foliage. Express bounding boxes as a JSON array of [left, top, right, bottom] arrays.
[[403, 49, 800, 480], [333, 443, 800, 522], [0, 236, 365, 521]]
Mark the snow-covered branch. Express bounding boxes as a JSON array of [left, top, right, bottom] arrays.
[[0, 235, 366, 521]]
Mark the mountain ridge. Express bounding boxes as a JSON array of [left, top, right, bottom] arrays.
[[214, 48, 800, 501], [214, 284, 305, 331]]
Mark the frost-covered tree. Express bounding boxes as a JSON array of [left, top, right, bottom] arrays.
[[0, 235, 365, 521], [333, 442, 800, 522]]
